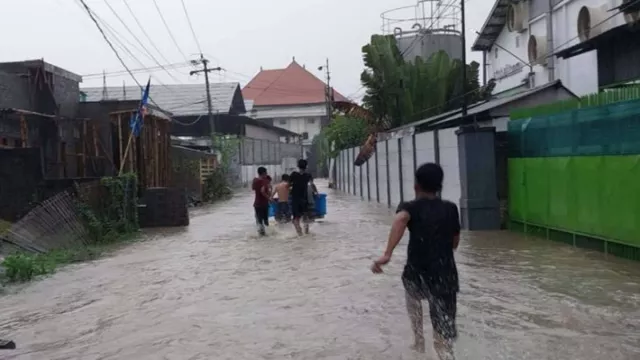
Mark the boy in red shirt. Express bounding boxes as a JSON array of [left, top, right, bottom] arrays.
[[252, 167, 270, 236]]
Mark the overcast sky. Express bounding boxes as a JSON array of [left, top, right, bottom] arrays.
[[3, 0, 493, 101]]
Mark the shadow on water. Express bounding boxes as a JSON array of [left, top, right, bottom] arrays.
[[0, 181, 638, 359]]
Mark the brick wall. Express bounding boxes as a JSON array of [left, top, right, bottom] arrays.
[[0, 71, 32, 110]]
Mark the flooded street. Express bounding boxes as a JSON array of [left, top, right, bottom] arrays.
[[1, 183, 639, 360]]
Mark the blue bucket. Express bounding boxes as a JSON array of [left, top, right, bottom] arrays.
[[268, 193, 328, 218]]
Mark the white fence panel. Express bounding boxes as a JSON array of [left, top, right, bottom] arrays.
[[438, 128, 461, 208], [401, 135, 415, 202], [369, 152, 378, 202], [415, 131, 436, 165], [387, 139, 401, 208], [377, 141, 389, 206]]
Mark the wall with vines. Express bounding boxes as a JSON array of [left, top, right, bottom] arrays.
[[76, 173, 138, 243]]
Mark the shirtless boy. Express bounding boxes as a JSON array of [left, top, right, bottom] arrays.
[[272, 174, 291, 223]]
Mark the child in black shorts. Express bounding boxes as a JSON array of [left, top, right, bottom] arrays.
[[371, 163, 461, 360]]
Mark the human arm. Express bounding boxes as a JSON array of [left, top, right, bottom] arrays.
[[450, 203, 461, 250], [371, 208, 410, 273]]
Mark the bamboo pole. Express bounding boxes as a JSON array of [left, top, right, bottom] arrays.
[[92, 123, 99, 156], [117, 114, 123, 168], [119, 125, 134, 175], [19, 114, 28, 147], [82, 121, 87, 176]]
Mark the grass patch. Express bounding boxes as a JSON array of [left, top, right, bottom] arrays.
[[1, 233, 139, 284], [0, 220, 11, 236]]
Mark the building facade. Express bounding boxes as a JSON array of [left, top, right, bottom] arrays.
[[242, 60, 348, 150], [472, 0, 638, 96]]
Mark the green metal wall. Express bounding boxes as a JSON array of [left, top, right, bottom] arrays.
[[508, 99, 640, 259]]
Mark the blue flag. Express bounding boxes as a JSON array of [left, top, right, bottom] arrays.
[[130, 79, 150, 137]]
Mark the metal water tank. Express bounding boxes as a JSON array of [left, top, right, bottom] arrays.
[[381, 0, 463, 62]]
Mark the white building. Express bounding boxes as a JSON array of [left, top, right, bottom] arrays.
[[472, 0, 636, 96], [242, 59, 348, 150]]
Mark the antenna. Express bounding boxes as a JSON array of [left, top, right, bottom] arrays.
[[102, 70, 108, 100]]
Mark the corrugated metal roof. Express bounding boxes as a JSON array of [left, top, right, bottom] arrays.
[[471, 0, 509, 51], [387, 80, 575, 134], [81, 82, 245, 116]]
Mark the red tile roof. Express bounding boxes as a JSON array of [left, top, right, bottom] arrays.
[[242, 60, 349, 106]]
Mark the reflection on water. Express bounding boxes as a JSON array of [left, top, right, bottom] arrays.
[[0, 182, 638, 359]]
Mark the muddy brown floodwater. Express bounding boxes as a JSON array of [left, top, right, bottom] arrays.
[[0, 182, 639, 360]]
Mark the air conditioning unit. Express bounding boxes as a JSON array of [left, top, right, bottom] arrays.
[[577, 5, 610, 42], [622, 0, 640, 24], [527, 35, 548, 66], [507, 1, 529, 33]]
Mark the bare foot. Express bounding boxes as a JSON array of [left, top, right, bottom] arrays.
[[410, 340, 426, 353]]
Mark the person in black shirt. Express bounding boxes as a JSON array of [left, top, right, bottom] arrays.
[[289, 159, 313, 235], [371, 163, 461, 360]]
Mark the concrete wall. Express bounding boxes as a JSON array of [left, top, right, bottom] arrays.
[[0, 71, 31, 110], [482, 0, 612, 96], [244, 124, 280, 142], [336, 128, 461, 209]]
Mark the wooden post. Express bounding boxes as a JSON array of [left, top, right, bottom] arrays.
[[82, 121, 87, 176], [154, 119, 159, 187], [92, 123, 99, 156], [19, 114, 28, 148], [117, 114, 123, 168], [119, 127, 134, 175]]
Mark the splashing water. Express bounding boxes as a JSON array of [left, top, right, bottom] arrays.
[[0, 180, 638, 359]]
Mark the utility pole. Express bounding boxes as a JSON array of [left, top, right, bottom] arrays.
[[318, 58, 332, 122], [460, 0, 468, 117], [190, 54, 222, 135]]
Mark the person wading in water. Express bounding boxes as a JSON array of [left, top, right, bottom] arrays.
[[289, 159, 313, 236], [251, 167, 270, 236], [372, 163, 461, 360]]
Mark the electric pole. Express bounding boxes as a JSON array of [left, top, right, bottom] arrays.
[[318, 58, 332, 123], [190, 54, 222, 135], [460, 0, 468, 117]]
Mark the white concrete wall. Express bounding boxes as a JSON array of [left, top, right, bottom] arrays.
[[401, 135, 415, 202], [376, 141, 389, 206], [388, 140, 401, 206], [244, 124, 280, 142], [336, 128, 462, 209], [482, 0, 614, 96]]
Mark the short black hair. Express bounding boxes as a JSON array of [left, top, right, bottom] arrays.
[[257, 167, 267, 175], [415, 162, 443, 193], [282, 174, 290, 181], [297, 159, 307, 170], [266, 175, 272, 182]]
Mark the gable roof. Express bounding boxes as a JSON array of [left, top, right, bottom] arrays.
[[82, 83, 246, 116], [388, 80, 577, 133], [242, 61, 348, 106], [471, 0, 509, 51]]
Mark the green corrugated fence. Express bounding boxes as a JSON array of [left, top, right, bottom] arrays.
[[508, 99, 640, 261]]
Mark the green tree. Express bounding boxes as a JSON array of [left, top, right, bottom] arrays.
[[320, 115, 370, 157], [360, 34, 488, 128]]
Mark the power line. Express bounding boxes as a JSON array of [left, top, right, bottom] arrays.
[[122, 0, 186, 76], [102, 0, 183, 84], [82, 62, 191, 78], [76, 0, 144, 91], [180, 0, 203, 54], [406, 0, 639, 120], [152, 0, 190, 64]]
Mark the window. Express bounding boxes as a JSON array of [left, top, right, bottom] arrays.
[[302, 132, 309, 140], [494, 48, 498, 59], [306, 118, 315, 124], [279, 119, 287, 125]]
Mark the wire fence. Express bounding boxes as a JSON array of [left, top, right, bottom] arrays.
[[238, 137, 303, 165]]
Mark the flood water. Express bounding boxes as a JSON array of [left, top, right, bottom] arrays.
[[0, 182, 639, 360]]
